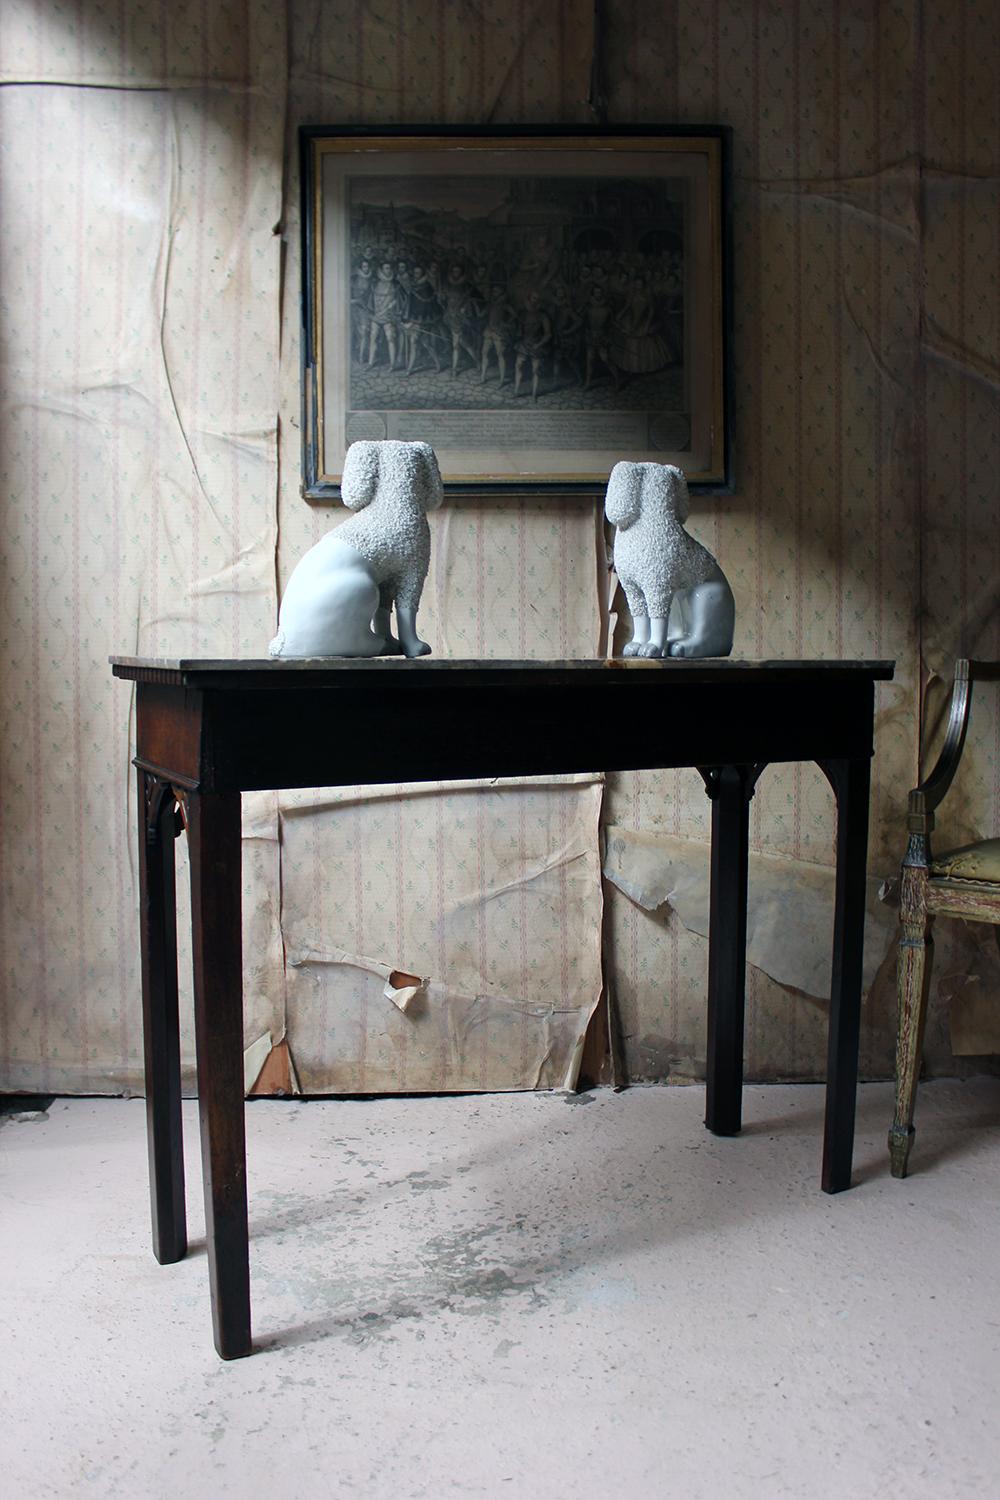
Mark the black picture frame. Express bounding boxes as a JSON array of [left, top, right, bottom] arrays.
[[301, 124, 733, 501]]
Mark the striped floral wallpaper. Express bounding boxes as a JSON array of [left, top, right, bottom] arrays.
[[0, 0, 997, 1093]]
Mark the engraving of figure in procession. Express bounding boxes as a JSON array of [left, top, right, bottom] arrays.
[[345, 175, 687, 450]]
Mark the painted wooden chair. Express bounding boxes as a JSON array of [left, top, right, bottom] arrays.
[[889, 659, 1000, 1177]]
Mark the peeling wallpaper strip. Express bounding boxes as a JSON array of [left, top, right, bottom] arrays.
[[278, 779, 605, 1093], [603, 826, 898, 1000]]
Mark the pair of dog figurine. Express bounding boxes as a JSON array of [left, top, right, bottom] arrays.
[[270, 440, 734, 661]]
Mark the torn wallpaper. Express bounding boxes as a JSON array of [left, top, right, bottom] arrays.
[[603, 826, 898, 1001], [0, 0, 998, 1096], [278, 777, 605, 1092]]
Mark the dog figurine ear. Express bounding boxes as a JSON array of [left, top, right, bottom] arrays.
[[604, 461, 643, 531], [342, 440, 380, 510], [413, 441, 444, 512], [666, 464, 691, 524]]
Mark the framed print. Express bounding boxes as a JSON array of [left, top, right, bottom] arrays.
[[301, 126, 732, 499]]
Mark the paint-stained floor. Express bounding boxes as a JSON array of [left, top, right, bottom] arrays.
[[2, 1081, 998, 1498]]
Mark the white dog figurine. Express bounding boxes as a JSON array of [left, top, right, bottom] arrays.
[[605, 460, 735, 659], [269, 439, 442, 659]]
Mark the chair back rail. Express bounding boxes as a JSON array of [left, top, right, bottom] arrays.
[[908, 659, 1000, 841]]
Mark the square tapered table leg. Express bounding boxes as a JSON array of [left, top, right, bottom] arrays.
[[820, 756, 871, 1194], [703, 764, 757, 1137], [187, 789, 252, 1360], [138, 771, 187, 1265]]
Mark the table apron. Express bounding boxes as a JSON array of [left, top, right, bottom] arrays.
[[135, 679, 876, 792]]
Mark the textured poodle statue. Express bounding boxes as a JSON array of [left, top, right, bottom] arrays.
[[605, 460, 735, 659], [269, 439, 442, 658]]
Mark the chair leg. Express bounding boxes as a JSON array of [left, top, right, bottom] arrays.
[[888, 867, 934, 1178]]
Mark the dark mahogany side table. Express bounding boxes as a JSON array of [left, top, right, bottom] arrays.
[[112, 656, 894, 1359]]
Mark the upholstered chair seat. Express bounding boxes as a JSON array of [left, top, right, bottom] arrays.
[[930, 838, 1000, 884]]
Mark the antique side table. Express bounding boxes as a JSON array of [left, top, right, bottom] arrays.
[[112, 656, 894, 1358]]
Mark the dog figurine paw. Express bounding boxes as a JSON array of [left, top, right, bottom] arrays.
[[269, 439, 442, 659], [605, 461, 735, 659]]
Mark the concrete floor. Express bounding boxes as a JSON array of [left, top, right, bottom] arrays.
[[2, 1082, 999, 1499]]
